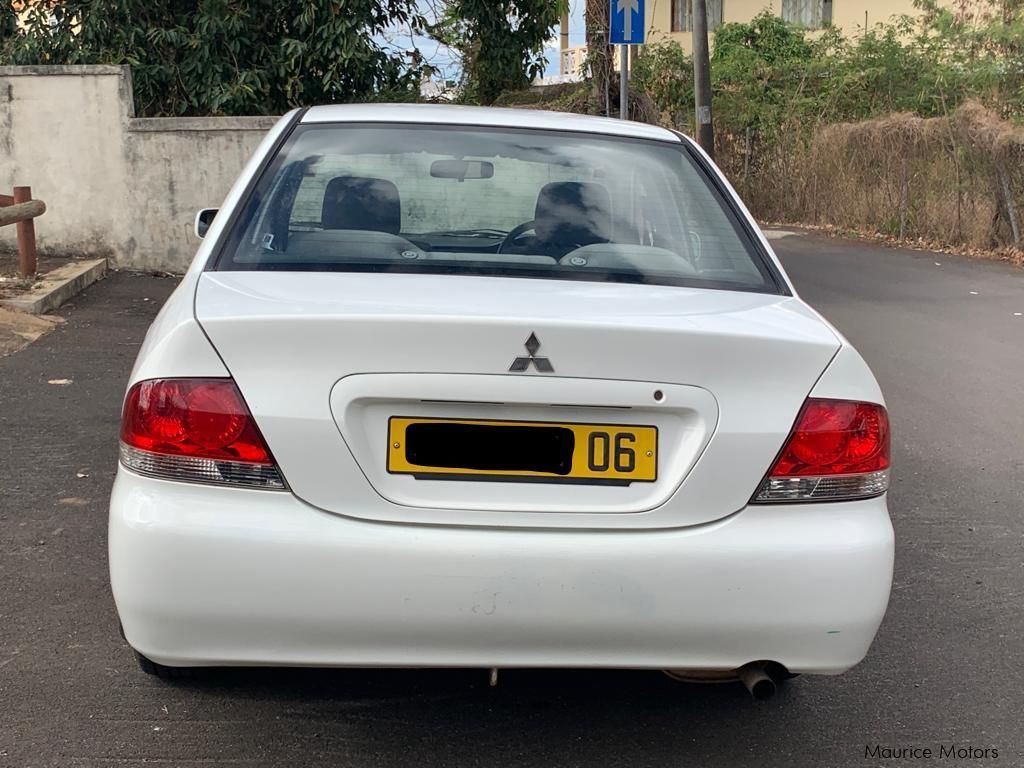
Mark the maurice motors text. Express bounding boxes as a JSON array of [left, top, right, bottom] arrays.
[[865, 744, 999, 760]]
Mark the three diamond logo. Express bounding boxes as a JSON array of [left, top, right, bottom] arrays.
[[509, 332, 554, 373]]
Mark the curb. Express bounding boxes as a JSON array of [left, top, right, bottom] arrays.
[[0, 258, 108, 314]]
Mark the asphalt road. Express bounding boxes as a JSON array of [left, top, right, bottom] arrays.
[[1, 234, 1022, 767]]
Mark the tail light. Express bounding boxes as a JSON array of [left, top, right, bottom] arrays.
[[753, 398, 890, 503], [119, 378, 285, 490]]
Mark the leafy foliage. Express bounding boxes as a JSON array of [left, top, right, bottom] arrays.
[[631, 5, 1024, 250], [1, 0, 425, 116], [632, 41, 694, 126], [640, 5, 1024, 137], [432, 0, 564, 104], [913, 0, 1024, 118]]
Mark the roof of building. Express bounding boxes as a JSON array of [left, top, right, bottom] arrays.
[[301, 103, 681, 142]]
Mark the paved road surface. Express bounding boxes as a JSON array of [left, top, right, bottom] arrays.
[[1, 234, 1022, 767]]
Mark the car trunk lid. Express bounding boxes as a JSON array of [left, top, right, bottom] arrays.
[[195, 271, 839, 528]]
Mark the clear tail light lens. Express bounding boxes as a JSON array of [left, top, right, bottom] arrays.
[[753, 398, 890, 503], [119, 378, 285, 490]]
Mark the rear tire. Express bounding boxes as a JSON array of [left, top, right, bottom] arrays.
[[134, 650, 196, 681]]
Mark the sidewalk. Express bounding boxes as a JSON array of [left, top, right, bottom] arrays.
[[0, 305, 61, 357]]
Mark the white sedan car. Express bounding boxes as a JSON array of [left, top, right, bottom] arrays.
[[109, 104, 893, 698]]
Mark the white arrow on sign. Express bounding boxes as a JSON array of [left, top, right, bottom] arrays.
[[617, 0, 640, 41]]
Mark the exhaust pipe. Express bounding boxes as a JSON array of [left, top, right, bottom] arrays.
[[738, 663, 777, 701]]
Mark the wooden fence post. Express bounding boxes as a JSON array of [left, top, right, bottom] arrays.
[[12, 186, 38, 278]]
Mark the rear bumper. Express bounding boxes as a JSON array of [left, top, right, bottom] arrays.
[[109, 470, 894, 674]]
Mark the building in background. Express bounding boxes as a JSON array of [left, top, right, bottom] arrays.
[[10, 0, 60, 29], [559, 0, 922, 75]]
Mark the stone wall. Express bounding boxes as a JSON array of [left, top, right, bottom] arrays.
[[0, 65, 277, 272]]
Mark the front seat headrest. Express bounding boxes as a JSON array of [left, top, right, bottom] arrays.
[[321, 176, 401, 234], [534, 181, 612, 248]]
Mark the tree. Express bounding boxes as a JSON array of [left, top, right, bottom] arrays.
[[631, 41, 694, 125], [429, 0, 563, 105], [585, 0, 613, 114], [2, 0, 426, 116]]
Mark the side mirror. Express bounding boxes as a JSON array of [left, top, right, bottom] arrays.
[[194, 208, 218, 239]]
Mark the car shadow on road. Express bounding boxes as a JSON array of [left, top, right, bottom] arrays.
[[143, 666, 806, 766]]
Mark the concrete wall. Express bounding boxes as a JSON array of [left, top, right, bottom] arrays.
[[0, 65, 277, 272], [123, 117, 277, 270]]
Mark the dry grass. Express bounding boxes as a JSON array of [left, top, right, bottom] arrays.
[[728, 102, 1024, 254]]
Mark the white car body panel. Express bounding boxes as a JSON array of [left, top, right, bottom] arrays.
[[810, 344, 885, 403], [194, 271, 840, 528], [110, 471, 893, 673], [110, 106, 894, 675], [128, 276, 228, 385]]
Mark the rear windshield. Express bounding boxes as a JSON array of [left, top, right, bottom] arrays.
[[214, 122, 781, 293]]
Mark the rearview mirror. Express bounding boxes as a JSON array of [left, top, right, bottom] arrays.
[[194, 208, 218, 239], [430, 159, 494, 181]]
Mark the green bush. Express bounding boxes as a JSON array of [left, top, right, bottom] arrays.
[[631, 6, 1024, 250], [638, 6, 1023, 140], [632, 42, 694, 127], [1, 0, 425, 116]]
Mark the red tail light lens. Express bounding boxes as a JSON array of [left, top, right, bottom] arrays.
[[770, 399, 889, 477], [120, 378, 284, 489], [754, 398, 890, 503], [122, 379, 271, 462]]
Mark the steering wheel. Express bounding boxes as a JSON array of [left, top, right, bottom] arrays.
[[496, 220, 537, 254]]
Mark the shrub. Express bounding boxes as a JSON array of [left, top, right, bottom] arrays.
[[1, 0, 425, 116], [631, 7, 1024, 250]]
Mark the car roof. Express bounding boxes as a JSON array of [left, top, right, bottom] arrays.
[[300, 103, 682, 143]]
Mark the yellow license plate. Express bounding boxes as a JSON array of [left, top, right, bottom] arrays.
[[387, 417, 657, 484]]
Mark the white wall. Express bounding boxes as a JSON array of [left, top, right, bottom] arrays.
[[0, 65, 277, 272]]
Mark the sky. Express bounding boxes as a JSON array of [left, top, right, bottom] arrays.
[[380, 1, 587, 83]]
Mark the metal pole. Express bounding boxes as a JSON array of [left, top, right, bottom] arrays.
[[691, 0, 714, 158], [619, 44, 629, 120]]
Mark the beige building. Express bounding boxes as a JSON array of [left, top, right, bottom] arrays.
[[559, 0, 921, 75]]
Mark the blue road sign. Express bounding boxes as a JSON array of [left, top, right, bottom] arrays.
[[610, 0, 645, 45]]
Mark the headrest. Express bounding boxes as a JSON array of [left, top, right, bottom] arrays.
[[321, 176, 401, 234], [534, 181, 611, 247]]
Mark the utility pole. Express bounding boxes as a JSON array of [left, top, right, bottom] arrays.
[[691, 0, 714, 158]]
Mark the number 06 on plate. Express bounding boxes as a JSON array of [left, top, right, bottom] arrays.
[[387, 417, 657, 485]]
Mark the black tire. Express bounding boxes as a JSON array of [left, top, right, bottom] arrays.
[[134, 650, 197, 681]]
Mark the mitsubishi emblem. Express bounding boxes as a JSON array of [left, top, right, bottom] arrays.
[[509, 332, 554, 373]]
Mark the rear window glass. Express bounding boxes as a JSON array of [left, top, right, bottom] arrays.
[[214, 123, 781, 293]]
